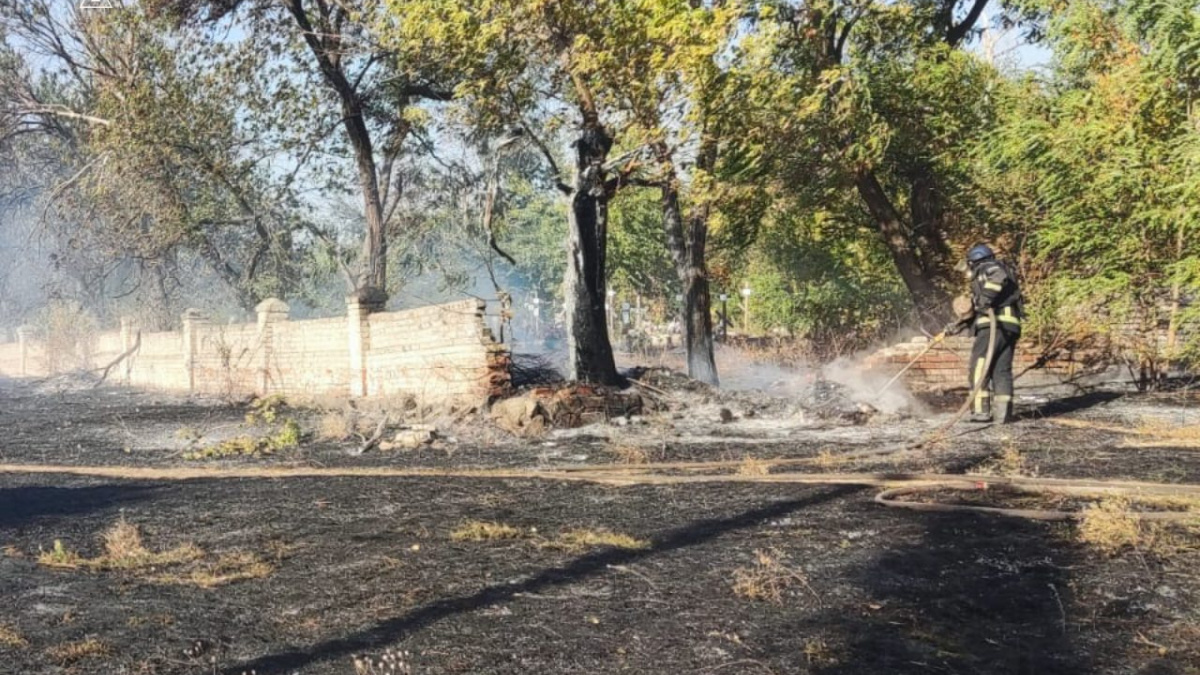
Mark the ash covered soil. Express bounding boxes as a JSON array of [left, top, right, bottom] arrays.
[[2, 375, 1200, 674]]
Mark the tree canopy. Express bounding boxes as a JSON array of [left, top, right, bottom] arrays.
[[1, 0, 1197, 383]]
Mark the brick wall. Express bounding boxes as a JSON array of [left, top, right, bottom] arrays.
[[0, 298, 512, 407], [862, 335, 1099, 392], [364, 300, 511, 402]]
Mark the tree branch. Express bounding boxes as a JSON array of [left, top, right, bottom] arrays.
[[18, 106, 112, 127], [947, 0, 989, 47]]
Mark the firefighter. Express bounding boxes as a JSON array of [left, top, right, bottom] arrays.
[[944, 243, 1023, 423]]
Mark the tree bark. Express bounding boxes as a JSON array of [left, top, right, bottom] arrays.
[[655, 143, 719, 385], [563, 122, 621, 385], [286, 0, 388, 299], [908, 167, 953, 279], [855, 169, 950, 326]]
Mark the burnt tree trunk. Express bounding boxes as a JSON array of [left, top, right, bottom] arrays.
[[855, 169, 951, 327], [656, 143, 719, 386], [563, 122, 621, 385]]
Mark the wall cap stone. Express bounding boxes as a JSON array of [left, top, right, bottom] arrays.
[[255, 298, 290, 315]]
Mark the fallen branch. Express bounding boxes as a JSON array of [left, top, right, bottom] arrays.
[[93, 330, 141, 387], [352, 414, 390, 456], [628, 378, 669, 398]]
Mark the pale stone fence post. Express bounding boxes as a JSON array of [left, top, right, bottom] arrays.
[[119, 317, 136, 384], [16, 325, 32, 377], [255, 298, 289, 394], [346, 291, 385, 397], [181, 309, 208, 393]]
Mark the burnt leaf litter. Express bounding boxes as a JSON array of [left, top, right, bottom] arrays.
[[2, 374, 1200, 674]]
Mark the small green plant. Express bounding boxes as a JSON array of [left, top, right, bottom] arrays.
[[184, 415, 302, 460], [268, 418, 302, 450], [38, 540, 83, 569], [184, 436, 262, 461], [174, 426, 203, 443], [245, 394, 288, 425]]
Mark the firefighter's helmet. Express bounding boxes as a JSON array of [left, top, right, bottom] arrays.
[[967, 243, 995, 265]]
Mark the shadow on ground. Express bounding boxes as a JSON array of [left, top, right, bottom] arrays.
[[0, 483, 158, 529], [223, 485, 865, 674], [808, 510, 1089, 674], [1022, 391, 1123, 420]]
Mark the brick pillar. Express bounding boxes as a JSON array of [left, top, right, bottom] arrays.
[[119, 317, 136, 384], [255, 298, 289, 395], [347, 292, 385, 397], [181, 309, 207, 393], [16, 325, 32, 377]]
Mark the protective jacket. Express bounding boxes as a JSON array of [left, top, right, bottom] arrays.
[[962, 258, 1023, 423], [969, 259, 1023, 335]]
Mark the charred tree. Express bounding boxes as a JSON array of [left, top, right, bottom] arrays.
[[563, 118, 621, 385], [655, 141, 719, 386]]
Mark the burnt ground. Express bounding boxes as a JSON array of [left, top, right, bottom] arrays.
[[1, 376, 1200, 675]]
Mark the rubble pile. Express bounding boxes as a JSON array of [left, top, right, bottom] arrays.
[[798, 380, 879, 424], [487, 365, 892, 436], [490, 384, 647, 436]]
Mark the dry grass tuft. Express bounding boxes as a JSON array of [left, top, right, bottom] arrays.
[[1050, 417, 1200, 448], [102, 518, 144, 561], [813, 449, 848, 469], [736, 456, 771, 477], [45, 638, 109, 664], [1136, 420, 1200, 440], [1123, 420, 1200, 448], [37, 519, 271, 588], [803, 637, 836, 666], [1132, 495, 1200, 513], [976, 441, 1035, 477], [1078, 498, 1143, 555], [607, 443, 649, 465], [316, 411, 354, 441], [450, 520, 527, 542], [0, 623, 28, 649], [153, 552, 274, 589], [731, 548, 813, 605], [149, 552, 272, 588], [542, 528, 650, 553], [38, 520, 202, 571]]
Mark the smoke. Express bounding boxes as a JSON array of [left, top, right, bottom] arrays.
[[708, 344, 924, 415], [819, 356, 922, 415], [707, 345, 817, 396]]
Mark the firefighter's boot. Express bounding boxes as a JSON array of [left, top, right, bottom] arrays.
[[995, 395, 1014, 424], [969, 391, 993, 423]]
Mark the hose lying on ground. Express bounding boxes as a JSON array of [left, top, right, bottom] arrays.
[[3, 462, 1199, 523], [874, 483, 1198, 521]]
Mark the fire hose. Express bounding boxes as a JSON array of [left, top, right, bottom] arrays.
[[905, 307, 998, 450], [2, 462, 1198, 523]]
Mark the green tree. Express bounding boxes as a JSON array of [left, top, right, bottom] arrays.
[[148, 0, 454, 304], [758, 0, 1000, 327], [975, 0, 1200, 383]]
